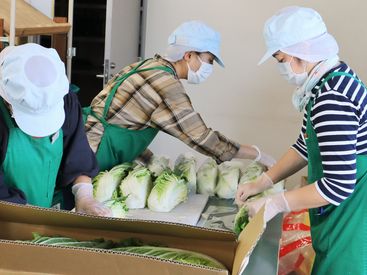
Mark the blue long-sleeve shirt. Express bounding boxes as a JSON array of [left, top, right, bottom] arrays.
[[292, 62, 367, 205], [0, 92, 98, 208]]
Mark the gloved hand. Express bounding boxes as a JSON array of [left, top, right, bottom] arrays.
[[235, 172, 273, 206], [252, 145, 276, 168], [72, 182, 112, 217], [244, 192, 290, 222]]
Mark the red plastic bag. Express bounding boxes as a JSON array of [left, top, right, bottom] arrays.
[[278, 209, 315, 275]]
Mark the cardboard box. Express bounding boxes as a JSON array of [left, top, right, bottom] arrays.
[[0, 201, 266, 275]]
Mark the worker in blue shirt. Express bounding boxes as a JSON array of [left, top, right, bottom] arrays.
[[0, 43, 111, 216]]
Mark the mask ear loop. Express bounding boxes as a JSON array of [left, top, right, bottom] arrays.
[[187, 53, 203, 73], [290, 56, 308, 75], [197, 55, 204, 65]]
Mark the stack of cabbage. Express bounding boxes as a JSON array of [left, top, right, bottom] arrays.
[[92, 154, 284, 217], [196, 159, 244, 199], [92, 156, 190, 216], [197, 159, 284, 200]]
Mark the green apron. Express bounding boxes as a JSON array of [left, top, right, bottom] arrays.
[[84, 59, 175, 171], [0, 100, 63, 207], [305, 72, 367, 275]]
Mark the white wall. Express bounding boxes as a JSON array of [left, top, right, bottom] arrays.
[[25, 0, 54, 18], [144, 0, 367, 186]]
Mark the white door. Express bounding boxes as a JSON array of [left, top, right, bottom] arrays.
[[102, 0, 141, 85]]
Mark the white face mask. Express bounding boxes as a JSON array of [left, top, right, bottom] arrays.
[[187, 56, 213, 84], [292, 56, 340, 112], [277, 57, 308, 87]]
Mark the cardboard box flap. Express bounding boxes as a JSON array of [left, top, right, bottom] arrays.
[[0, 201, 235, 241], [232, 206, 266, 275]]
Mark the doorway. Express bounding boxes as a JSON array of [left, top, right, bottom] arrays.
[[55, 0, 106, 107]]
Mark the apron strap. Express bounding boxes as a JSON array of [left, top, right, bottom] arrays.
[[98, 59, 175, 121], [0, 99, 15, 129], [315, 71, 367, 101]]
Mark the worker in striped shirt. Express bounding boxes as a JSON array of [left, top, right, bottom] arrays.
[[236, 6, 367, 274], [85, 21, 275, 171]]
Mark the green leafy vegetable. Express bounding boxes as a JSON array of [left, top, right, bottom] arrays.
[[147, 170, 188, 212], [29, 233, 114, 249], [174, 153, 197, 194], [233, 206, 249, 235], [93, 162, 133, 202], [197, 158, 218, 196], [239, 162, 285, 201], [112, 246, 226, 270], [147, 155, 170, 178], [119, 165, 152, 209], [215, 162, 240, 199], [239, 162, 264, 184], [103, 197, 129, 218]]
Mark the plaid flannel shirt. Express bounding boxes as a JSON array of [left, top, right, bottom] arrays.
[[85, 55, 239, 163]]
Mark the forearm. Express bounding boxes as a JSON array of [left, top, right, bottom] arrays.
[[285, 183, 329, 211], [159, 124, 239, 163], [267, 148, 307, 183], [152, 93, 240, 163]]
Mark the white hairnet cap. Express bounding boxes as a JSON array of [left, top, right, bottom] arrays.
[[165, 20, 224, 67], [258, 6, 339, 64], [0, 43, 68, 137]]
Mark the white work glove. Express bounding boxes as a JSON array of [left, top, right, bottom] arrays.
[[72, 183, 112, 217], [252, 145, 276, 168], [244, 192, 290, 222], [235, 172, 273, 206]]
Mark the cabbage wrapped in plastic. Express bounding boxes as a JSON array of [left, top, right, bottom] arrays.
[[147, 171, 188, 212], [197, 158, 218, 196], [215, 162, 240, 199], [239, 162, 284, 200], [249, 180, 285, 201], [262, 180, 284, 196], [239, 162, 265, 184], [174, 153, 197, 194], [119, 166, 152, 209], [103, 197, 129, 218], [147, 155, 170, 178], [93, 163, 133, 202]]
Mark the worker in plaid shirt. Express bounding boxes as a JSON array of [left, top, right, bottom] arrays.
[[85, 21, 275, 171]]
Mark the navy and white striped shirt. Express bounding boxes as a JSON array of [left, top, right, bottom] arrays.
[[292, 62, 367, 205]]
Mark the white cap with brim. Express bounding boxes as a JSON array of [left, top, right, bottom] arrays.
[[258, 6, 337, 65], [165, 20, 225, 67], [0, 43, 68, 137]]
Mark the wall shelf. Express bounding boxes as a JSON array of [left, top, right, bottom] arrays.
[[0, 0, 71, 36]]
